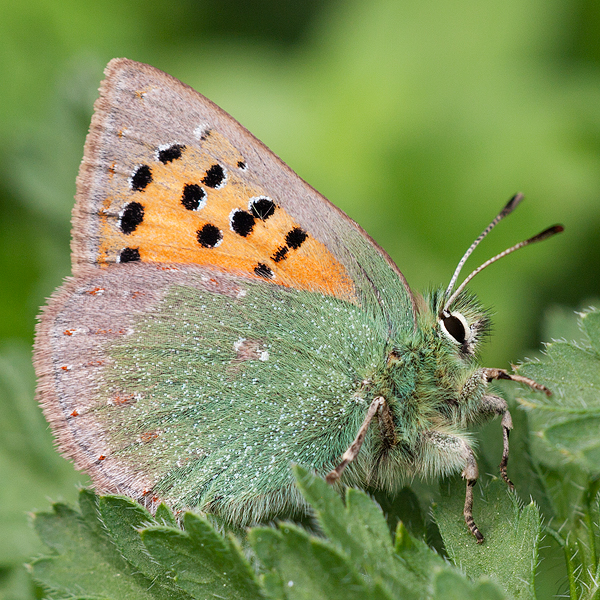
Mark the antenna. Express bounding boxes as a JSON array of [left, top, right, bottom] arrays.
[[444, 194, 524, 299], [441, 195, 563, 317]]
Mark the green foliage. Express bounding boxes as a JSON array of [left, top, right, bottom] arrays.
[[32, 490, 262, 600], [31, 468, 511, 600], [33, 491, 189, 600], [433, 479, 540, 600], [141, 514, 264, 599], [516, 308, 600, 600], [519, 309, 600, 473]]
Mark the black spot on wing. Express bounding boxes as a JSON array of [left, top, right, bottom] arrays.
[[250, 197, 276, 220], [202, 164, 226, 188], [131, 165, 152, 191], [158, 144, 185, 164], [254, 263, 274, 279], [197, 224, 223, 248], [119, 202, 144, 234], [272, 246, 288, 263], [230, 210, 256, 237], [285, 227, 308, 249], [119, 248, 141, 263], [181, 184, 206, 211]]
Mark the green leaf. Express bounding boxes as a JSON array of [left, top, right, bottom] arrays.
[[33, 490, 262, 599], [98, 495, 186, 596], [370, 485, 427, 539], [31, 489, 189, 600], [518, 308, 600, 600], [518, 308, 600, 473], [141, 512, 263, 600], [433, 478, 540, 600], [253, 466, 508, 600], [31, 476, 512, 599], [544, 480, 600, 600], [247, 526, 287, 599], [292, 465, 393, 559], [432, 570, 506, 600], [155, 502, 178, 527], [250, 523, 389, 600], [292, 465, 434, 599]]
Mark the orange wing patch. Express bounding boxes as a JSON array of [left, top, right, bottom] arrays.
[[97, 130, 355, 301]]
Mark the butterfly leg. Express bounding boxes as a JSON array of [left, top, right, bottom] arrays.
[[325, 396, 386, 484], [479, 394, 514, 488], [483, 367, 551, 397], [481, 366, 551, 487], [424, 431, 484, 543], [462, 444, 484, 543]]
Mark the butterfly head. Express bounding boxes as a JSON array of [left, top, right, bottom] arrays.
[[437, 292, 491, 357], [418, 288, 491, 358]]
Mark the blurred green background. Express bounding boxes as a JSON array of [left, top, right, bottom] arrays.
[[0, 0, 599, 598]]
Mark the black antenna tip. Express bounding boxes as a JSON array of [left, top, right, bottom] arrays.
[[530, 224, 564, 243], [503, 193, 524, 214]]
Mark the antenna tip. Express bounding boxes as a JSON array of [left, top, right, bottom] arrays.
[[504, 193, 524, 213], [531, 224, 564, 243]]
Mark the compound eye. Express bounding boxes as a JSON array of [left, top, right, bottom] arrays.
[[440, 312, 469, 344]]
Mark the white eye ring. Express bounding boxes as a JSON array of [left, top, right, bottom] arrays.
[[439, 311, 472, 345]]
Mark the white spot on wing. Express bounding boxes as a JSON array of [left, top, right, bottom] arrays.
[[193, 123, 211, 140]]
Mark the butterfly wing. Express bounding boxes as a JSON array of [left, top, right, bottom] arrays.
[[73, 58, 416, 332], [35, 264, 388, 522], [36, 58, 418, 521]]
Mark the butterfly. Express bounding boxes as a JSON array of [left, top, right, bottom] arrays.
[[34, 58, 562, 542]]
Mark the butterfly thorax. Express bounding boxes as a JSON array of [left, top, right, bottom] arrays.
[[356, 288, 493, 485]]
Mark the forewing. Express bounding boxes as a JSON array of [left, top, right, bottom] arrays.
[[73, 58, 416, 333]]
